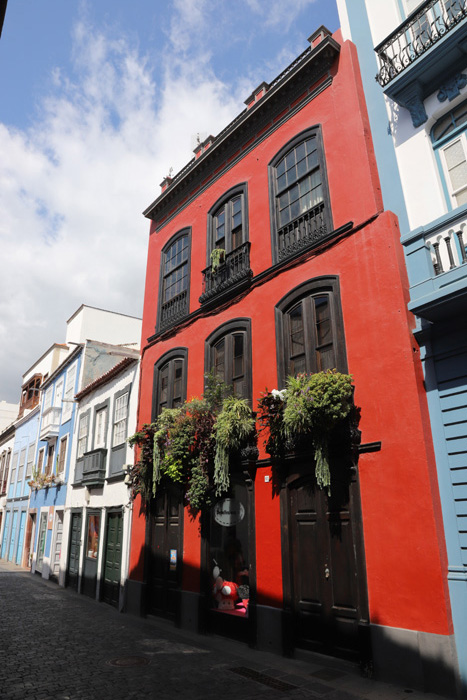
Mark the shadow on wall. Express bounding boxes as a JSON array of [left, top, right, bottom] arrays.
[[124, 536, 462, 699]]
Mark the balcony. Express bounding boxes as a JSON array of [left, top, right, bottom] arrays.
[[277, 201, 328, 262], [402, 206, 467, 320], [375, 0, 467, 126], [159, 289, 188, 332], [200, 242, 253, 305], [82, 449, 107, 488], [40, 406, 62, 441]]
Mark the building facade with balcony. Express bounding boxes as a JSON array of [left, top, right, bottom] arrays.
[[337, 0, 467, 694], [127, 27, 455, 692], [27, 305, 142, 584], [61, 351, 139, 608]]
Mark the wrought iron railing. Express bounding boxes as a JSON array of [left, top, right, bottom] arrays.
[[82, 449, 107, 487], [200, 242, 252, 304], [277, 202, 327, 261], [426, 225, 467, 275], [160, 289, 189, 331], [375, 0, 467, 86]]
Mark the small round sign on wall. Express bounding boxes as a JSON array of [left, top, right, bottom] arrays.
[[213, 499, 245, 527]]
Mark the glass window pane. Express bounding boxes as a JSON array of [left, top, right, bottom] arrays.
[[210, 481, 249, 615], [233, 334, 244, 378], [317, 344, 336, 372], [86, 515, 100, 559], [214, 340, 225, 381]]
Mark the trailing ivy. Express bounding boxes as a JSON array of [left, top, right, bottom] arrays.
[[258, 370, 353, 494], [127, 374, 255, 512], [213, 396, 256, 495]]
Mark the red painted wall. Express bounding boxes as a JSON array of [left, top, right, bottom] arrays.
[[131, 35, 452, 637]]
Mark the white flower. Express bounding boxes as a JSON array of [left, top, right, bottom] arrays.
[[271, 389, 287, 400]]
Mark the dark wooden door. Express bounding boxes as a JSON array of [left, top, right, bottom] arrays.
[[67, 512, 82, 590], [284, 459, 367, 660], [102, 512, 123, 607], [147, 488, 183, 620]]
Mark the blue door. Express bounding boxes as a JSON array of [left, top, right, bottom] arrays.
[[1, 510, 10, 558], [8, 510, 18, 561], [15, 511, 26, 565]]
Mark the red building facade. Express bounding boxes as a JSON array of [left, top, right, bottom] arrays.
[[127, 28, 457, 693]]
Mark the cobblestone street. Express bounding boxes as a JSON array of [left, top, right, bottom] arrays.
[[0, 561, 452, 700]]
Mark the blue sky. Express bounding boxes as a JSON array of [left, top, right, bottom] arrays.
[[0, 0, 339, 404]]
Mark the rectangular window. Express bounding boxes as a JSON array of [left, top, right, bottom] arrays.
[[26, 444, 35, 480], [10, 452, 19, 488], [57, 436, 67, 475], [62, 363, 77, 423], [86, 514, 100, 560], [77, 414, 89, 458], [95, 407, 108, 449], [43, 386, 53, 411], [37, 447, 45, 474], [45, 444, 55, 476], [441, 136, 467, 207], [113, 393, 128, 446], [54, 379, 64, 407]]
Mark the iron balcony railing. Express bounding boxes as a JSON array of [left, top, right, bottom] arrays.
[[82, 448, 107, 487], [277, 201, 327, 261], [375, 0, 467, 87], [159, 289, 189, 331], [200, 241, 252, 304]]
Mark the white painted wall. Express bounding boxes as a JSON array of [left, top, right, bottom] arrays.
[[66, 305, 142, 348], [337, 0, 467, 231], [60, 359, 139, 598]]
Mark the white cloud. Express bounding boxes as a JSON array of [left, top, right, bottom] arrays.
[[0, 15, 243, 403]]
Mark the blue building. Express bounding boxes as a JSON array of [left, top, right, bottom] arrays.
[[30, 345, 82, 580], [336, 0, 467, 695], [1, 407, 39, 568]]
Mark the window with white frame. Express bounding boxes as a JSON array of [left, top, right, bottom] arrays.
[[95, 407, 108, 449], [43, 386, 53, 411], [26, 444, 35, 480], [10, 451, 19, 488], [77, 413, 89, 459], [62, 362, 77, 423], [54, 379, 64, 407], [433, 101, 467, 209], [113, 392, 129, 446]]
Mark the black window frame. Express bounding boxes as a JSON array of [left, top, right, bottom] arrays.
[[152, 348, 188, 420], [205, 318, 252, 402], [275, 277, 347, 388], [157, 228, 192, 333], [268, 127, 332, 265], [206, 183, 249, 263]]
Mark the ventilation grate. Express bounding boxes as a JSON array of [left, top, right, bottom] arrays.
[[230, 667, 298, 691]]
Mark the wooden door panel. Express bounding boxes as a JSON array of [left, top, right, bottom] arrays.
[[286, 464, 363, 660], [147, 488, 182, 619]]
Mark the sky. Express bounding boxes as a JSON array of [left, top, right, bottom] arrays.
[[0, 0, 339, 405]]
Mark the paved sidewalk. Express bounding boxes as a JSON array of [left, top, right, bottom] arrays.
[[0, 560, 451, 700]]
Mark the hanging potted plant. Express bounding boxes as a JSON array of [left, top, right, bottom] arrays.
[[258, 370, 353, 494], [128, 374, 256, 513]]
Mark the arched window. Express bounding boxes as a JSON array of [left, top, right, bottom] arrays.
[[205, 319, 252, 401], [152, 348, 188, 419], [275, 277, 347, 387], [269, 127, 332, 264], [201, 185, 252, 304], [158, 229, 191, 331]]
